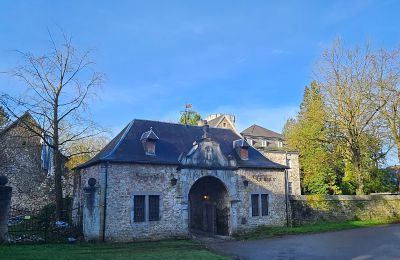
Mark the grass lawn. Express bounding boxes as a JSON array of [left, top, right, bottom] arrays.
[[238, 219, 397, 240], [0, 240, 228, 260]]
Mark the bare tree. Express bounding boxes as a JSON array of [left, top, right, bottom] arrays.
[[0, 34, 104, 219], [315, 39, 385, 194], [372, 48, 400, 163]]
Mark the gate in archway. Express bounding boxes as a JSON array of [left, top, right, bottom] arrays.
[[188, 176, 229, 235]]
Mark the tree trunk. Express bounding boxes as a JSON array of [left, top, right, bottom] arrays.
[[396, 138, 400, 164], [53, 98, 64, 220], [54, 149, 64, 220], [352, 145, 365, 195]]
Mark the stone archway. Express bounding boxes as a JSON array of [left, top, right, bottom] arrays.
[[188, 176, 229, 235]]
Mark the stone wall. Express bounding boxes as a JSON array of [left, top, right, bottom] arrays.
[[289, 195, 400, 226], [0, 120, 53, 211], [234, 168, 287, 234], [262, 151, 301, 195]]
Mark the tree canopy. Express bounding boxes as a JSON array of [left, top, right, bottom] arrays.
[[284, 40, 399, 195], [179, 107, 202, 125]]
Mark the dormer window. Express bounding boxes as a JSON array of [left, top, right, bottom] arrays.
[[240, 147, 248, 160], [140, 127, 159, 156], [233, 138, 250, 160]]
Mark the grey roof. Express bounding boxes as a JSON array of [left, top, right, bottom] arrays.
[[78, 119, 287, 170], [241, 124, 283, 139]]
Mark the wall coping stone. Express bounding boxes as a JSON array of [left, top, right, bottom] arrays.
[[290, 194, 400, 201]]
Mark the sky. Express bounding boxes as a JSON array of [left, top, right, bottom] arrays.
[[1, 0, 400, 137]]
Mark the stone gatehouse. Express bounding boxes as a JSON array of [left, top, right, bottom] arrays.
[[73, 119, 289, 241]]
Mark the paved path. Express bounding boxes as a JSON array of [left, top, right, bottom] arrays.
[[207, 224, 400, 260]]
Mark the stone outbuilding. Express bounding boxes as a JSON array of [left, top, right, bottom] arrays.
[[0, 113, 55, 211], [73, 119, 290, 241], [241, 124, 301, 195]]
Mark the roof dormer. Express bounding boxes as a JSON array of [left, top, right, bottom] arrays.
[[140, 127, 159, 156], [233, 138, 250, 160]]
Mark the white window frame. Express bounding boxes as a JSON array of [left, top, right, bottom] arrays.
[[286, 159, 292, 168], [261, 139, 267, 147]]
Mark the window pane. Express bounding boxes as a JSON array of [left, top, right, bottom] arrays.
[[251, 194, 259, 216], [261, 194, 269, 216], [134, 195, 145, 222], [288, 182, 293, 195], [149, 195, 160, 221]]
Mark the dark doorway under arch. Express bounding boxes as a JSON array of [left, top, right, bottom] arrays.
[[189, 176, 229, 235]]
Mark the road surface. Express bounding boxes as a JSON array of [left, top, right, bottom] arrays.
[[207, 224, 400, 260]]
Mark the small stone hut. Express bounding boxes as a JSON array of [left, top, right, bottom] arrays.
[[73, 119, 289, 241]]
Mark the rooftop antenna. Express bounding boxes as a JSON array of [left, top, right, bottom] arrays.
[[180, 104, 193, 125]]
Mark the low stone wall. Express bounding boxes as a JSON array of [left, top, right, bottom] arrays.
[[289, 194, 400, 226]]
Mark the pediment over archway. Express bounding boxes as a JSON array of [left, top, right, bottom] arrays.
[[179, 137, 237, 169]]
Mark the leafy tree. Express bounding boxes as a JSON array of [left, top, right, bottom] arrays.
[[372, 48, 400, 163], [65, 135, 110, 170], [179, 107, 201, 125], [364, 168, 396, 194], [316, 39, 385, 194]]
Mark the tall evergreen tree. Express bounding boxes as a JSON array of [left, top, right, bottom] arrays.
[[284, 81, 342, 194]]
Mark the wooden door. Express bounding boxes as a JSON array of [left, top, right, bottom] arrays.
[[202, 202, 216, 233]]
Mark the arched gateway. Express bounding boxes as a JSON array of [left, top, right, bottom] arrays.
[[189, 176, 229, 235]]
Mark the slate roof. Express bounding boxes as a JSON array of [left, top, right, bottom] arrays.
[[78, 119, 287, 170], [241, 124, 283, 139]]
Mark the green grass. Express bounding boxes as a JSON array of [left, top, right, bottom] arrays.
[[238, 219, 397, 240], [0, 240, 228, 260]]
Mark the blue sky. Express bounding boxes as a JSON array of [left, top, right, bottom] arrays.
[[1, 0, 400, 136]]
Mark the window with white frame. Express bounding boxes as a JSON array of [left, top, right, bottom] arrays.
[[133, 194, 160, 222], [286, 159, 292, 168], [251, 194, 269, 216], [261, 139, 267, 147], [288, 182, 293, 195], [247, 138, 253, 146]]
